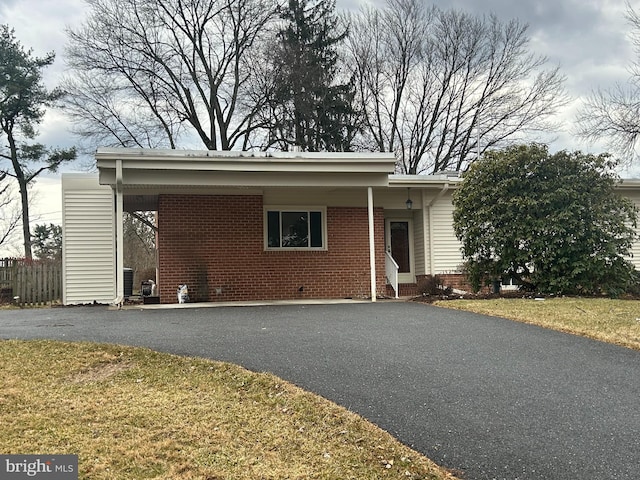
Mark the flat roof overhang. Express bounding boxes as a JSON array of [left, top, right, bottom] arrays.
[[97, 148, 398, 211], [97, 148, 397, 188]]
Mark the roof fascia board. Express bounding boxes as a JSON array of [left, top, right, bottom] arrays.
[[615, 179, 640, 190], [96, 148, 396, 173], [388, 174, 462, 188], [99, 169, 390, 188], [389, 175, 640, 190]]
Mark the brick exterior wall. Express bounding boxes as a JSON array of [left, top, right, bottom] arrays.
[[157, 194, 386, 303]]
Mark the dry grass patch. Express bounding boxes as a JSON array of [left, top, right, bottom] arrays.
[[0, 340, 457, 480], [434, 297, 640, 350]]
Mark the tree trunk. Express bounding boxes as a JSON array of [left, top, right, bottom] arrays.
[[18, 177, 32, 260], [7, 134, 32, 260]]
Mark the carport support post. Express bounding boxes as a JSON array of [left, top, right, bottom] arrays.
[[368, 186, 376, 302], [116, 159, 124, 300]]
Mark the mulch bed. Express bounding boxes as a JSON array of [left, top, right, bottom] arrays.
[[412, 290, 640, 303]]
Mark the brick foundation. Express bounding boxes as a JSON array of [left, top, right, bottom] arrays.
[[386, 275, 475, 298], [415, 273, 486, 294], [157, 194, 386, 303], [433, 274, 471, 291], [386, 283, 419, 297]]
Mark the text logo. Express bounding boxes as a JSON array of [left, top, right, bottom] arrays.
[[0, 455, 78, 479]]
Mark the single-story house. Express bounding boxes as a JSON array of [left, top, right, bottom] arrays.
[[61, 148, 640, 305]]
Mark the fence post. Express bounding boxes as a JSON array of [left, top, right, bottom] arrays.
[[0, 258, 15, 303]]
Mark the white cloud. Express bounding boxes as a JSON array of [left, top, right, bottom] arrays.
[[29, 175, 63, 226]]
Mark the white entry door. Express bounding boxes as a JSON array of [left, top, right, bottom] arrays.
[[386, 219, 414, 283]]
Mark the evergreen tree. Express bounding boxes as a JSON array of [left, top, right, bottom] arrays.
[[268, 0, 359, 151], [32, 223, 62, 262], [0, 25, 75, 259]]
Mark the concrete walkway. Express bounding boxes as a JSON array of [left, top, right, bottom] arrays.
[[1, 301, 638, 479]]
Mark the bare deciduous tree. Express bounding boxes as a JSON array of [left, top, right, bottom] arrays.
[[64, 0, 281, 151], [576, 3, 640, 164], [124, 212, 157, 289], [345, 0, 568, 173], [0, 173, 21, 250]]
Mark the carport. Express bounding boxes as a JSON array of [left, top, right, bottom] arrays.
[[63, 148, 398, 304]]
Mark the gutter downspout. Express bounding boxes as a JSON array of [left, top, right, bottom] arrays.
[[368, 187, 377, 302], [428, 183, 449, 275], [115, 159, 124, 302]]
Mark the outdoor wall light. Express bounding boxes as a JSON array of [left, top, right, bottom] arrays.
[[406, 188, 413, 210]]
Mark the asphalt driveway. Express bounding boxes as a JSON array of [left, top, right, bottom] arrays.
[[1, 301, 639, 480]]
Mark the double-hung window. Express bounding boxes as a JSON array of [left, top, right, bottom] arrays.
[[265, 208, 326, 250]]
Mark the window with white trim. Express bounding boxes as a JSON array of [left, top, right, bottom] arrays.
[[265, 208, 326, 250]]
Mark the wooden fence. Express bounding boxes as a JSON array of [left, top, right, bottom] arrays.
[[0, 258, 62, 306]]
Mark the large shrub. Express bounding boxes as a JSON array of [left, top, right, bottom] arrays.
[[453, 144, 639, 296]]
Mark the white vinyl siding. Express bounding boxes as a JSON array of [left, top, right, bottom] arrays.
[[62, 175, 115, 305], [424, 205, 432, 275], [430, 191, 464, 274], [624, 190, 640, 269], [423, 187, 640, 275], [412, 209, 426, 276]]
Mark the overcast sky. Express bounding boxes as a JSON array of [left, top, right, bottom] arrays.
[[0, 0, 637, 245]]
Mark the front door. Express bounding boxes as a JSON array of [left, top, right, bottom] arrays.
[[386, 219, 414, 283]]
